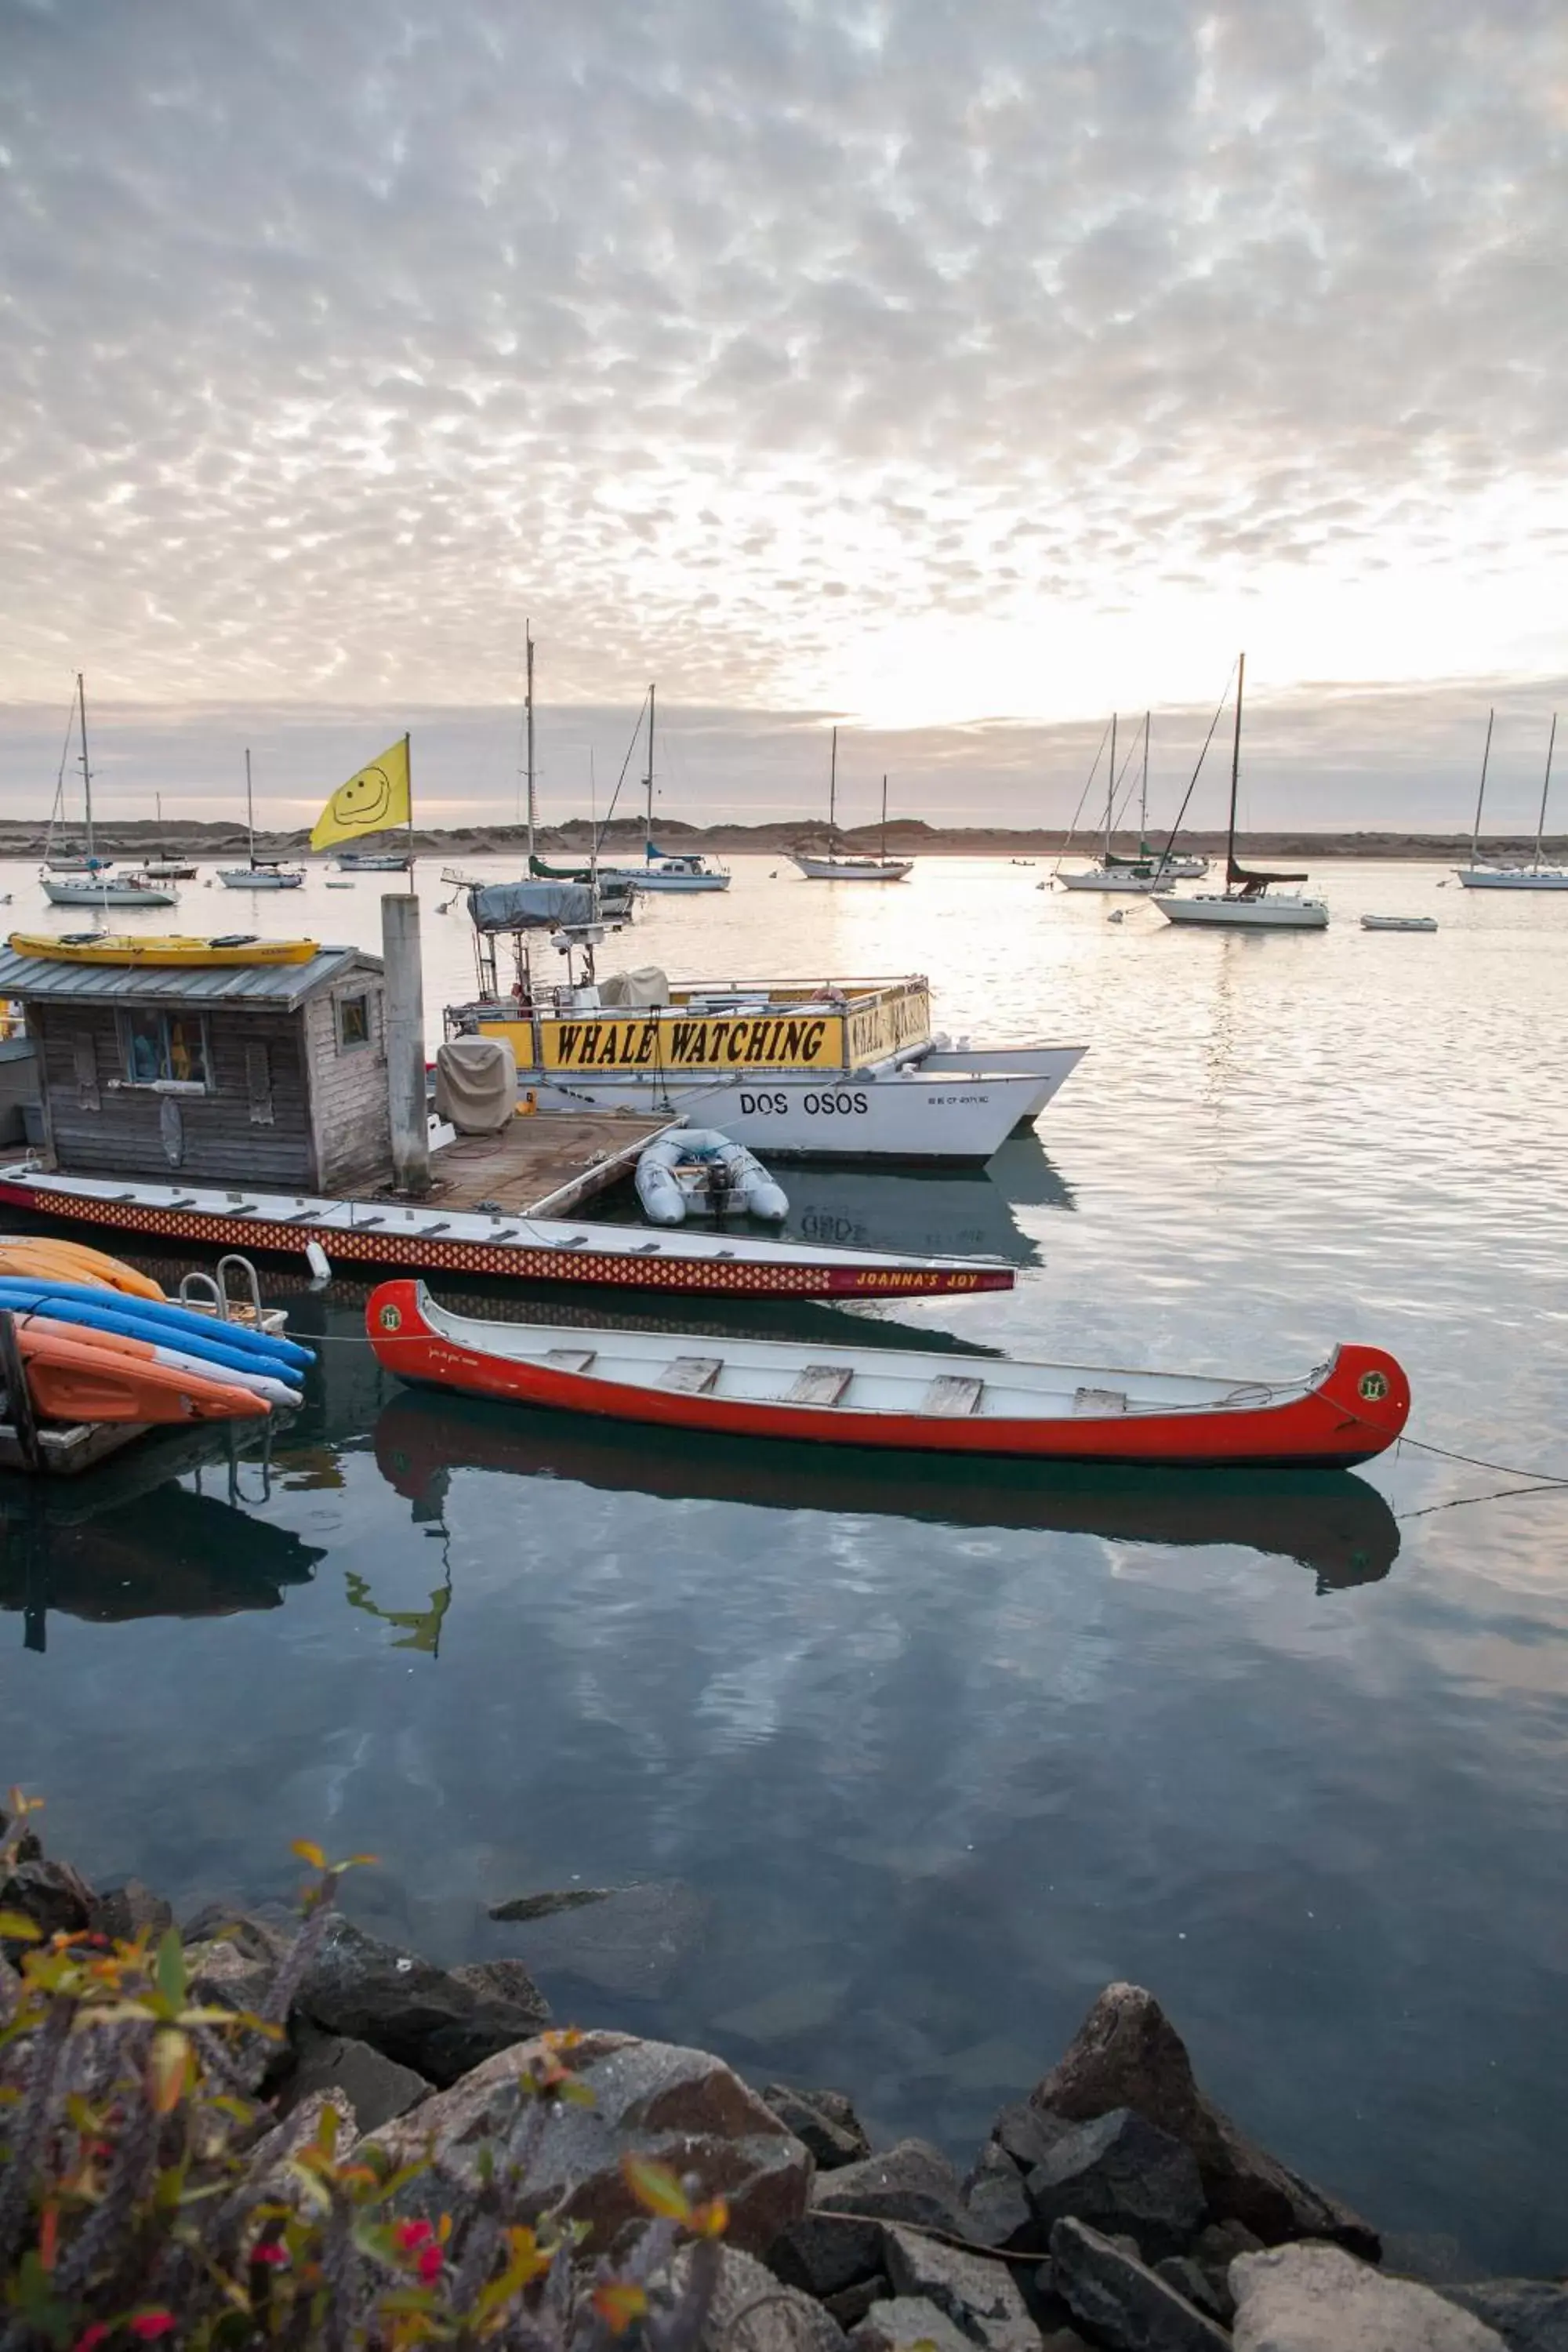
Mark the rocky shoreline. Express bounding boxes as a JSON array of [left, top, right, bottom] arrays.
[[2, 1841, 1560, 2351]]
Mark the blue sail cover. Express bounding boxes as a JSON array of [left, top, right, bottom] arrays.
[[466, 880, 603, 932]]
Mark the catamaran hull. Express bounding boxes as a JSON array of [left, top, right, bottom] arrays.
[[1153, 894, 1328, 930], [1454, 868, 1568, 890], [0, 1164, 1014, 1298], [366, 1282, 1412, 1468], [521, 1053, 1085, 1160]]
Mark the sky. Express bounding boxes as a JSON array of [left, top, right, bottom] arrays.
[[2, 0, 1565, 826]]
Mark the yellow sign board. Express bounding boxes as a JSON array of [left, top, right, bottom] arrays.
[[844, 984, 931, 1065], [483, 1010, 849, 1075]]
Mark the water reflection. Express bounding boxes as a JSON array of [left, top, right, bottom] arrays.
[[372, 1388, 1399, 1591]]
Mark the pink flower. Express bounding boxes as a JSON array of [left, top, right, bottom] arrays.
[[394, 2220, 434, 2252], [416, 2245, 443, 2284], [71, 2328, 110, 2352], [250, 2242, 289, 2267], [129, 2317, 176, 2343]]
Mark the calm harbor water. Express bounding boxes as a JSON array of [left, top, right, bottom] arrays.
[[4, 855, 1567, 2274]]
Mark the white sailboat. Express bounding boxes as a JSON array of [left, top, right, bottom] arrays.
[[792, 732, 913, 880], [38, 678, 180, 911], [141, 796, 198, 880], [1057, 714, 1209, 890], [1454, 711, 1568, 889], [528, 673, 729, 893], [218, 750, 305, 890], [1153, 655, 1328, 930]]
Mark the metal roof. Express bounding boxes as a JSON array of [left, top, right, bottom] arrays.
[[0, 946, 380, 1009]]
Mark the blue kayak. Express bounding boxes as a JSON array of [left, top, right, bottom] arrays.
[[0, 1279, 313, 1373]]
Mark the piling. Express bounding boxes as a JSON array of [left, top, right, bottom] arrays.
[[381, 894, 431, 1197]]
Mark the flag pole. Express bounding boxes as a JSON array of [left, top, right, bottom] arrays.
[[405, 731, 413, 873]]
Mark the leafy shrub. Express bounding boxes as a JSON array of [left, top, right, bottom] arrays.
[[0, 1798, 725, 2352]]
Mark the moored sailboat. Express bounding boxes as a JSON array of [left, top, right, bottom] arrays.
[[1152, 656, 1328, 929], [1057, 714, 1209, 890], [792, 732, 913, 881], [38, 678, 180, 912], [531, 674, 730, 892], [218, 750, 305, 890], [1454, 711, 1568, 889]]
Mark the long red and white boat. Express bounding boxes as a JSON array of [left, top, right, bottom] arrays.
[[0, 1163, 1013, 1299], [366, 1280, 1412, 1466]]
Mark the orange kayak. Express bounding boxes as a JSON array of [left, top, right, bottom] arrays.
[[16, 1324, 267, 1424], [0, 1237, 164, 1301]]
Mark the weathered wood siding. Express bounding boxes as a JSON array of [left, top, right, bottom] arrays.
[[32, 1002, 319, 1186], [303, 982, 392, 1189]]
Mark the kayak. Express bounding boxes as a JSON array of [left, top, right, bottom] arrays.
[[0, 1279, 313, 1374], [6, 932, 320, 967], [18, 1314, 299, 1410], [0, 1236, 165, 1300], [366, 1281, 1412, 1468], [15, 1323, 268, 1424]]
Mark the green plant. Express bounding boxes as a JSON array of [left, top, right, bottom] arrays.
[[0, 1800, 725, 2352]]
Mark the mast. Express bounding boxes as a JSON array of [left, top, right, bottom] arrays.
[[524, 622, 537, 863], [245, 747, 256, 870], [1469, 709, 1494, 872], [1105, 713, 1117, 860], [1533, 714, 1555, 873], [1140, 713, 1150, 851], [644, 684, 656, 865], [880, 772, 888, 867], [829, 725, 837, 850], [77, 673, 94, 866], [1225, 654, 1245, 882]]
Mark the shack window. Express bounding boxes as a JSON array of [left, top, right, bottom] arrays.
[[118, 1009, 210, 1090], [337, 993, 372, 1050]]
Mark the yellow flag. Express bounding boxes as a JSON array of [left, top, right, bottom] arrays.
[[310, 737, 410, 850]]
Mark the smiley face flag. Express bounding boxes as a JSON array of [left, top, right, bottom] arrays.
[[310, 735, 411, 850]]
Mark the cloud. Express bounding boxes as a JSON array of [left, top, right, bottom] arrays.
[[0, 0, 1564, 743]]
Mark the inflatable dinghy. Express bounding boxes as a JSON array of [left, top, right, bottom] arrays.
[[634, 1131, 789, 1226]]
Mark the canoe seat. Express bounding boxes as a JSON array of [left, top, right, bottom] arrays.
[[923, 1374, 985, 1416], [783, 1363, 852, 1406], [1073, 1385, 1128, 1415], [661, 1355, 722, 1394], [543, 1346, 597, 1374]]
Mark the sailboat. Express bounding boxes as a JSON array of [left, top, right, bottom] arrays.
[[1058, 715, 1208, 890], [141, 796, 198, 881], [1454, 712, 1568, 890], [532, 682, 730, 893], [38, 679, 180, 911], [791, 730, 913, 880], [217, 750, 305, 890], [1152, 655, 1328, 930]]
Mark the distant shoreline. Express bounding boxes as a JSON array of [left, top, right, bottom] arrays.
[[2, 817, 1561, 863]]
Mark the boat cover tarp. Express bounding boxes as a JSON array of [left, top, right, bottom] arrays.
[[1227, 858, 1308, 887], [598, 966, 670, 1007], [466, 880, 601, 932], [434, 1036, 517, 1134]]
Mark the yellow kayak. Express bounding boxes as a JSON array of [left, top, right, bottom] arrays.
[[8, 932, 320, 967], [0, 1236, 165, 1301]]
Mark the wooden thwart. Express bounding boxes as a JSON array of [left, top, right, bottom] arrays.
[[783, 1363, 853, 1406], [923, 1373, 985, 1417], [543, 1346, 597, 1374], [660, 1356, 722, 1395]]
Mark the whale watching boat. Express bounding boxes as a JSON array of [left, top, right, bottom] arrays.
[[453, 879, 1086, 1162], [366, 1280, 1412, 1468], [1153, 656, 1328, 930], [218, 751, 305, 890], [1454, 710, 1568, 890], [792, 735, 913, 882], [38, 678, 180, 912]]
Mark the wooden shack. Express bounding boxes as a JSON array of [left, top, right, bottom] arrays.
[[0, 945, 391, 1192]]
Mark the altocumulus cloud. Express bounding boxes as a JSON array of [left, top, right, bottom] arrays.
[[1, 0, 1566, 729]]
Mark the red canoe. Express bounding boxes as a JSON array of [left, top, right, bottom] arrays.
[[365, 1281, 1411, 1468]]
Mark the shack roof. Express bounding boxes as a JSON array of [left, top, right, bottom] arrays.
[[0, 946, 380, 1011]]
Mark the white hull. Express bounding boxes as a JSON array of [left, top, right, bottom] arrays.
[[1057, 869, 1160, 893], [1454, 867, 1568, 890], [219, 869, 305, 890], [337, 855, 410, 872], [1153, 891, 1328, 930], [791, 855, 913, 882], [630, 873, 730, 893], [1362, 915, 1437, 932], [40, 877, 179, 909], [523, 1050, 1085, 1161]]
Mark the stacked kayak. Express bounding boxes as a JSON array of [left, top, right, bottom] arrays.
[[0, 1278, 313, 1426], [0, 1235, 166, 1300]]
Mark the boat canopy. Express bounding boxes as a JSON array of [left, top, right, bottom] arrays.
[[466, 880, 602, 932]]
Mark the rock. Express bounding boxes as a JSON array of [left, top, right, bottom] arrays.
[[1040, 2336, 1093, 2351], [880, 2223, 1038, 2352], [296, 1915, 554, 2087], [86, 1879, 174, 1945], [825, 2283, 891, 2330], [277, 2024, 431, 2136], [366, 2030, 811, 2259], [1025, 2108, 1207, 2263], [767, 2214, 887, 2300], [848, 2296, 976, 2352], [1231, 2244, 1508, 2350], [1155, 2257, 1233, 2328], [672, 2242, 848, 2352], [488, 1887, 617, 1922], [0, 1856, 95, 1939], [813, 2140, 980, 2241], [1030, 1983, 1380, 2259], [448, 1958, 550, 2026], [1051, 2217, 1232, 2350], [241, 2090, 358, 2209], [763, 2084, 873, 2170], [180, 1902, 293, 1967], [1439, 2282, 1568, 2352], [187, 1936, 273, 2017], [963, 2143, 1036, 2251], [1192, 2219, 1263, 2267], [491, 1878, 710, 1999]]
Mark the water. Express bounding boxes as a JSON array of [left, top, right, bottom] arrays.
[[4, 855, 1567, 2273]]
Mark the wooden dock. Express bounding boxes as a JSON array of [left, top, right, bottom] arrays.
[[423, 1111, 674, 1218]]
